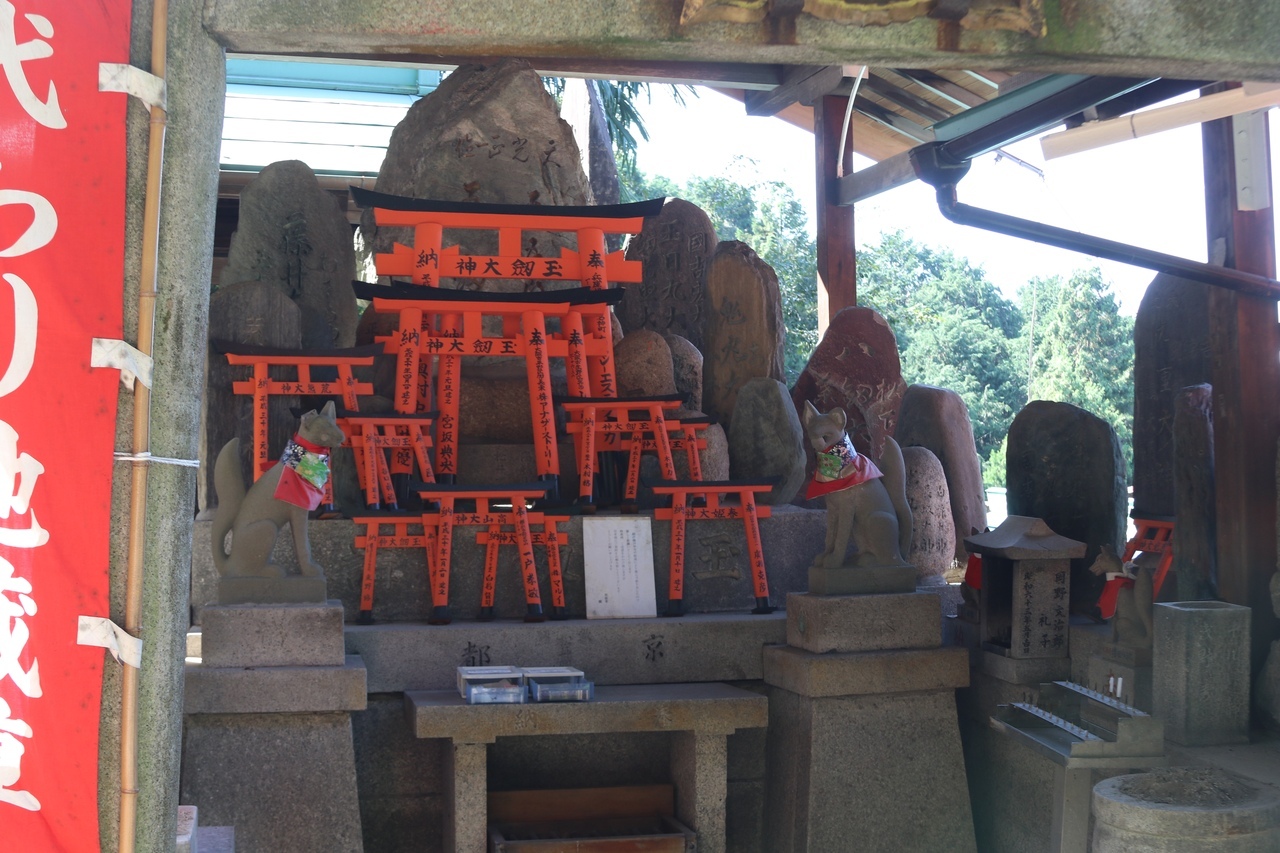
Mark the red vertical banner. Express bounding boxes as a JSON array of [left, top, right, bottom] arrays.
[[0, 1, 132, 850]]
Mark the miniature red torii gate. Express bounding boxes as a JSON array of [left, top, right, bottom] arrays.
[[349, 190, 663, 496], [217, 341, 378, 478], [352, 188, 659, 292]]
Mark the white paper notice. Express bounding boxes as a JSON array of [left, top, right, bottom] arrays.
[[582, 517, 658, 619]]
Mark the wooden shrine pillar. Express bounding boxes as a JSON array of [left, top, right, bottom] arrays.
[[815, 94, 857, 332], [1202, 88, 1279, 676]]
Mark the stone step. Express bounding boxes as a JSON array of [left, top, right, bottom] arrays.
[[348, 610, 786, 693], [785, 590, 941, 654], [194, 827, 234, 853], [193, 505, 826, 624]]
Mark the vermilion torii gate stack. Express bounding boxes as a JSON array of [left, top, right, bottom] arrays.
[[352, 188, 666, 494]]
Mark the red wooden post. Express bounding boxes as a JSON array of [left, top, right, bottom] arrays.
[[480, 523, 501, 617], [667, 491, 688, 617], [1203, 93, 1280, 673], [429, 498, 456, 624], [512, 499, 545, 621], [523, 310, 560, 485], [543, 518, 567, 617], [394, 306, 422, 414], [358, 523, 380, 620], [815, 94, 857, 331]]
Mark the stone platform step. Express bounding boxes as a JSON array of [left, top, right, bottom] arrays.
[[348, 610, 785, 693], [192, 505, 825, 624], [406, 681, 768, 740]]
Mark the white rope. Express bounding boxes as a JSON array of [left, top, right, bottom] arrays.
[[113, 451, 200, 468], [837, 65, 867, 179]]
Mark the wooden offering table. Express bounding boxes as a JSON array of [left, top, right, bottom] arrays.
[[405, 682, 767, 853]]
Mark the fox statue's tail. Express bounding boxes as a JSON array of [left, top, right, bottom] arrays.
[[879, 436, 913, 560], [211, 438, 246, 576]]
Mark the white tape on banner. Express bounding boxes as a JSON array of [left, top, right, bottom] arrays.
[[98, 63, 165, 109], [77, 616, 143, 668], [91, 338, 153, 389]]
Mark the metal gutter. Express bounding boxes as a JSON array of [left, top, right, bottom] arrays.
[[910, 143, 1280, 300]]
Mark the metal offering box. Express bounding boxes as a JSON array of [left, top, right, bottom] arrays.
[[457, 665, 527, 704], [523, 667, 594, 703]]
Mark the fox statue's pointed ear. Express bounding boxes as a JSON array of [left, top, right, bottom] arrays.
[[832, 407, 847, 431], [321, 400, 336, 418], [802, 400, 819, 426]]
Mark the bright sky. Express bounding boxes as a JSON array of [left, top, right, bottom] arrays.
[[632, 86, 1280, 315]]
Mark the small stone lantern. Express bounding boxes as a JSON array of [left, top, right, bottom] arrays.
[[964, 516, 1085, 660]]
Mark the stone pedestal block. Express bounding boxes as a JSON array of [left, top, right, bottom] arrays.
[[763, 589, 976, 852], [977, 650, 1072, 686], [1153, 600, 1251, 746], [181, 712, 364, 853], [183, 598, 366, 851], [785, 591, 940, 654], [807, 564, 916, 596], [764, 688, 977, 853], [200, 601, 345, 667], [763, 644, 968, 698], [184, 657, 367, 714]]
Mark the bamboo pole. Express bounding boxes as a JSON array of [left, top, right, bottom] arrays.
[[119, 0, 167, 848]]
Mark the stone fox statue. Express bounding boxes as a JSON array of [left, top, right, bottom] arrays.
[[800, 401, 912, 569], [1089, 544, 1155, 648], [212, 401, 345, 579]]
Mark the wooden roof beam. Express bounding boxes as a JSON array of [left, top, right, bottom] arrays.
[[852, 74, 955, 124], [835, 150, 918, 205], [743, 65, 849, 117], [893, 69, 987, 109]]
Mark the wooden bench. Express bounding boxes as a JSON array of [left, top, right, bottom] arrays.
[[404, 681, 767, 853]]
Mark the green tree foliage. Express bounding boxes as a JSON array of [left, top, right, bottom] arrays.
[[625, 163, 819, 382], [857, 233, 1024, 483], [541, 79, 694, 196], [857, 236, 1134, 488], [1017, 267, 1136, 476]]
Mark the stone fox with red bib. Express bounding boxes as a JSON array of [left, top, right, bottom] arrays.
[[801, 400, 912, 569], [212, 401, 345, 579]]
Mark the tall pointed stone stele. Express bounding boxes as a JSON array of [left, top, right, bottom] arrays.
[[790, 306, 906, 461], [701, 240, 786, 427], [1006, 400, 1126, 614], [896, 383, 987, 562], [1132, 273, 1210, 518], [221, 159, 359, 350], [364, 57, 593, 288], [617, 198, 719, 349]]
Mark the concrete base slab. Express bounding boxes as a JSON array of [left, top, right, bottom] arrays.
[[978, 649, 1072, 685], [347, 610, 785, 693], [807, 564, 916, 595], [784, 591, 940, 653], [201, 600, 345, 667], [218, 574, 327, 606], [184, 656, 368, 714], [181, 711, 363, 853], [764, 687, 977, 853], [195, 826, 234, 853], [763, 644, 969, 698]]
